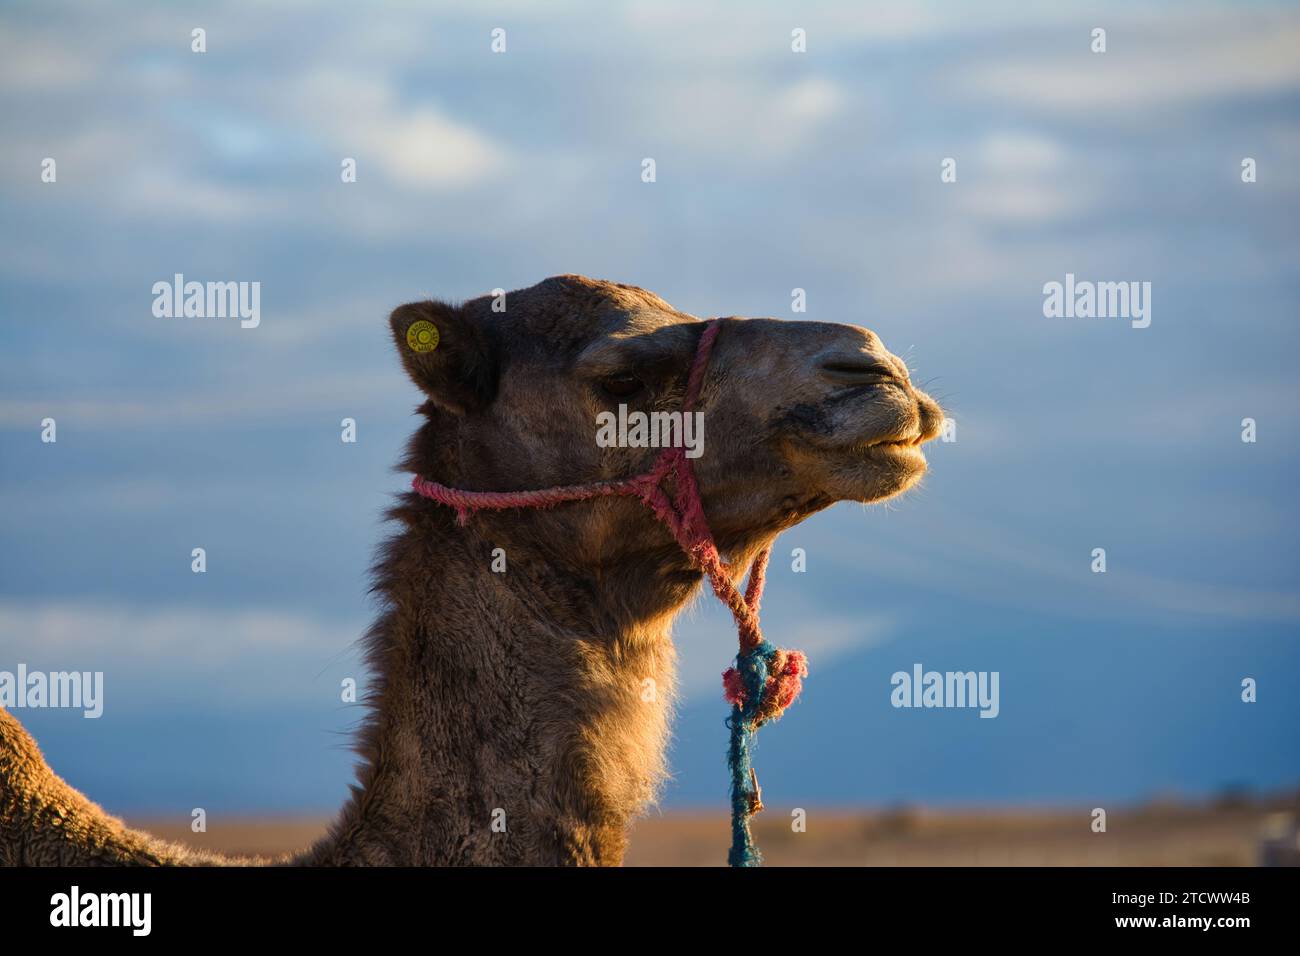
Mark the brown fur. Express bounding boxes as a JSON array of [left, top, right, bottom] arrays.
[[0, 275, 943, 866]]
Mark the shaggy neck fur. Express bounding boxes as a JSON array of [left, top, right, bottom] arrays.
[[0, 495, 701, 867], [301, 493, 697, 866], [0, 431, 722, 867]]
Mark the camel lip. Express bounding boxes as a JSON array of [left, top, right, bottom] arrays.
[[836, 428, 929, 458], [856, 437, 930, 471], [864, 432, 926, 450], [866, 440, 926, 458]]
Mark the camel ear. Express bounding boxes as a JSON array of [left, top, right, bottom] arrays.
[[389, 300, 498, 414]]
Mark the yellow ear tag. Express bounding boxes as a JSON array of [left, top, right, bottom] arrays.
[[406, 320, 440, 353]]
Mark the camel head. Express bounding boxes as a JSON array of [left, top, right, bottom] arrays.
[[390, 274, 944, 570]]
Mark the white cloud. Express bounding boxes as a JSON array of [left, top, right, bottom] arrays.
[[0, 601, 364, 704], [116, 168, 280, 222], [958, 17, 1300, 112], [824, 499, 1300, 622], [624, 1, 947, 52], [975, 133, 1065, 175], [948, 133, 1081, 225], [0, 369, 402, 428], [643, 75, 851, 164], [956, 181, 1082, 225], [0, 30, 98, 90], [286, 70, 507, 189], [774, 76, 844, 123]]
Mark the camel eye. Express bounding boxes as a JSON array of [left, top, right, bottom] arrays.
[[600, 374, 644, 399]]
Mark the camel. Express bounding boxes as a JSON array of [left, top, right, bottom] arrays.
[[0, 275, 943, 866]]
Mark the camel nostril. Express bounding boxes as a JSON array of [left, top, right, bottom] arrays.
[[817, 356, 898, 385]]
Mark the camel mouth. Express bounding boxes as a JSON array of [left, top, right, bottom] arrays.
[[849, 431, 933, 488], [868, 434, 925, 449], [862, 422, 934, 451], [861, 437, 928, 463]]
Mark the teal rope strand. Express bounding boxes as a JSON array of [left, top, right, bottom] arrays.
[[726, 640, 774, 867]]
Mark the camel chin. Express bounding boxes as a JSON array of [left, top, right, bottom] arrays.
[[822, 441, 930, 505]]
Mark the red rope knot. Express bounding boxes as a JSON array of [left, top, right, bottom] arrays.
[[723, 644, 808, 727]]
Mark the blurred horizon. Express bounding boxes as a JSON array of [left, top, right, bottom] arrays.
[[1, 0, 1298, 816]]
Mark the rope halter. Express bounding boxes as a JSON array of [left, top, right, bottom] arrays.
[[410, 318, 807, 867]]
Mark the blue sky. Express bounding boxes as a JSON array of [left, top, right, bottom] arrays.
[[1, 0, 1297, 814]]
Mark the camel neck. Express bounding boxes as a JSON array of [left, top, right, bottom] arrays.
[[302, 504, 692, 866]]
